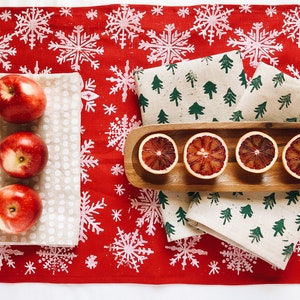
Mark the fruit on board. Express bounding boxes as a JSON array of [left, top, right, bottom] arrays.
[[235, 131, 278, 173], [138, 133, 178, 174], [0, 184, 42, 234], [282, 134, 300, 179], [183, 132, 228, 179], [0, 131, 48, 178], [0, 74, 47, 123]]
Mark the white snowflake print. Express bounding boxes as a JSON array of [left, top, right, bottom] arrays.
[[19, 60, 52, 74], [106, 60, 140, 102], [104, 227, 154, 273], [49, 25, 104, 71], [151, 5, 163, 16], [266, 6, 277, 17], [0, 34, 16, 71], [114, 184, 125, 196], [192, 5, 234, 46], [111, 163, 124, 176], [139, 23, 195, 65], [24, 261, 36, 275], [105, 114, 141, 154], [130, 189, 163, 236], [14, 7, 54, 50], [0, 10, 12, 21], [282, 7, 300, 48], [220, 242, 257, 275], [227, 22, 283, 67], [86, 9, 98, 20], [178, 7, 190, 18], [80, 191, 106, 243], [81, 77, 99, 112], [208, 260, 220, 275], [81, 139, 99, 184], [103, 103, 117, 115], [36, 247, 77, 275], [104, 4, 145, 49], [287, 64, 300, 79], [85, 254, 98, 269], [112, 209, 122, 222], [0, 246, 23, 270], [59, 7, 72, 17], [165, 236, 208, 270]]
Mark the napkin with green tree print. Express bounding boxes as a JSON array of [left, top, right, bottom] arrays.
[[134, 50, 247, 241], [187, 62, 300, 270]]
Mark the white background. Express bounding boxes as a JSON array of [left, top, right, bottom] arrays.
[[1, 1, 300, 299]]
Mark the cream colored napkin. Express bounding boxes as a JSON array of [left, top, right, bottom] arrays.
[[187, 62, 300, 270], [134, 50, 247, 241], [0, 73, 81, 246]]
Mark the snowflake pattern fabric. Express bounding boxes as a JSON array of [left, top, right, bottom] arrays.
[[0, 4, 300, 285]]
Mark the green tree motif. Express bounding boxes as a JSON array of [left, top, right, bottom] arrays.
[[285, 190, 299, 205], [133, 69, 144, 80], [219, 54, 234, 73], [166, 63, 178, 75], [188, 191, 201, 204], [203, 81, 217, 99], [223, 88, 237, 107], [272, 218, 286, 236], [139, 93, 149, 113], [239, 69, 247, 88], [165, 222, 175, 238], [151, 75, 163, 94], [263, 192, 276, 209], [232, 192, 243, 196], [169, 87, 182, 106], [185, 70, 198, 88], [254, 101, 267, 119], [220, 208, 232, 225], [230, 110, 244, 122], [201, 55, 213, 65], [176, 206, 188, 225], [158, 190, 169, 209], [240, 204, 253, 218], [286, 117, 297, 122], [272, 72, 285, 88], [188, 102, 205, 120], [157, 109, 169, 124], [282, 243, 294, 261], [278, 93, 291, 110], [249, 226, 264, 243], [208, 192, 220, 205], [250, 75, 262, 92], [296, 215, 300, 231]]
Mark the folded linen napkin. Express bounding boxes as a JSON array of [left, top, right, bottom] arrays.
[[0, 73, 81, 246], [187, 62, 300, 270], [134, 50, 247, 241]]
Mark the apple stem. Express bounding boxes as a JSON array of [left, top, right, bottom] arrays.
[[9, 207, 16, 213], [19, 156, 25, 163]]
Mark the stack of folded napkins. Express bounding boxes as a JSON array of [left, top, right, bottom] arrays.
[[134, 51, 300, 270]]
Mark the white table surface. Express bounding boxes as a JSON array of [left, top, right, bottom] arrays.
[[1, 1, 300, 299]]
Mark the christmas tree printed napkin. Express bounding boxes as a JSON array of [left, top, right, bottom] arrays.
[[187, 62, 300, 270], [134, 50, 246, 241]]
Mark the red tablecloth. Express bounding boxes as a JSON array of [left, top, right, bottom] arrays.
[[0, 4, 300, 284]]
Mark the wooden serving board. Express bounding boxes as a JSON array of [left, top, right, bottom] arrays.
[[124, 122, 300, 192]]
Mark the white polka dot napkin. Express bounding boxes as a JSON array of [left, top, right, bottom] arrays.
[[0, 73, 81, 246]]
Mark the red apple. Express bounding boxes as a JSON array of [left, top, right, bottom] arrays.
[[0, 74, 47, 123], [0, 131, 48, 178], [0, 184, 42, 234]]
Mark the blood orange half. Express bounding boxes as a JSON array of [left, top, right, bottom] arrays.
[[138, 133, 178, 174], [282, 134, 300, 179], [235, 131, 278, 173], [183, 132, 228, 179]]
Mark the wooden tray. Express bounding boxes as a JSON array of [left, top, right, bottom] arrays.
[[124, 122, 300, 192]]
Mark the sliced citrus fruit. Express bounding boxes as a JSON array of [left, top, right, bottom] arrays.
[[138, 133, 178, 174], [183, 132, 228, 179], [282, 134, 300, 179], [235, 131, 278, 173]]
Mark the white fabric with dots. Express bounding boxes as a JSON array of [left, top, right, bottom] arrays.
[[0, 73, 81, 246]]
